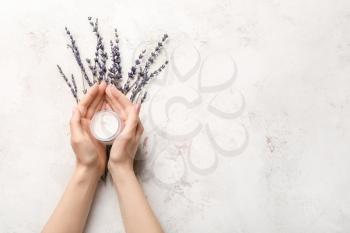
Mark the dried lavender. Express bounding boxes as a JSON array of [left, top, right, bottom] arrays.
[[108, 29, 123, 88], [59, 19, 168, 103], [141, 91, 147, 103], [126, 34, 169, 102], [129, 59, 169, 102], [88, 17, 108, 82], [71, 74, 78, 95], [86, 58, 98, 83], [57, 65, 79, 103], [144, 34, 168, 72], [149, 60, 169, 78], [65, 27, 93, 91], [123, 49, 146, 93]]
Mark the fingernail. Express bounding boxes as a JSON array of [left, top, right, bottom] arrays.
[[135, 102, 141, 113]]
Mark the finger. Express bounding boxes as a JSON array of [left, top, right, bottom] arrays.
[[95, 98, 104, 112], [106, 97, 126, 121], [87, 97, 105, 120], [81, 119, 101, 147], [106, 85, 124, 111], [110, 85, 132, 109], [80, 118, 90, 134], [86, 82, 107, 119], [102, 101, 107, 110], [105, 103, 112, 110], [106, 87, 126, 118], [123, 103, 141, 135], [70, 107, 83, 138], [105, 95, 117, 111], [78, 83, 99, 116], [135, 121, 144, 141]]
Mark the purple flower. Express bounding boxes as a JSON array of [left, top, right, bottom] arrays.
[[57, 65, 79, 103], [64, 27, 92, 90]]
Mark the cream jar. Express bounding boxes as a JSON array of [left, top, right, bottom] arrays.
[[90, 110, 123, 145]]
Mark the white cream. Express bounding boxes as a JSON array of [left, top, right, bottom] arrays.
[[90, 110, 122, 144]]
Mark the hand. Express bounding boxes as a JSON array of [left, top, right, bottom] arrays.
[[105, 85, 144, 173], [70, 81, 107, 176]]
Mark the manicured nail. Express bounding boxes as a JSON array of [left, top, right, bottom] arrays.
[[135, 102, 141, 113]]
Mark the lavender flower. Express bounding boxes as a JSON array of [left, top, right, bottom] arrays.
[[127, 34, 169, 100], [65, 27, 92, 90], [57, 65, 79, 103], [71, 74, 78, 95], [86, 58, 98, 83], [108, 28, 123, 88], [144, 34, 168, 72], [60, 19, 168, 102], [123, 49, 146, 93], [88, 17, 108, 82], [129, 58, 169, 101], [149, 60, 169, 78], [141, 91, 147, 103]]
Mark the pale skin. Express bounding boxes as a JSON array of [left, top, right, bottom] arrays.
[[42, 81, 163, 233]]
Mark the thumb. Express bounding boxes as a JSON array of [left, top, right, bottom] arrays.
[[123, 103, 141, 135], [70, 107, 83, 138]]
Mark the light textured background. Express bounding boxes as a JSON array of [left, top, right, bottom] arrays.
[[1, 0, 350, 232]]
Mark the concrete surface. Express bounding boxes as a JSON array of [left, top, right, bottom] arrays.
[[0, 0, 350, 232]]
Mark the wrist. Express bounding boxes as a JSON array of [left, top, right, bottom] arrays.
[[108, 162, 135, 183], [75, 164, 101, 181]]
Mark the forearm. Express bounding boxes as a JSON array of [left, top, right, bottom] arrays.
[[42, 165, 100, 233], [110, 165, 163, 233]]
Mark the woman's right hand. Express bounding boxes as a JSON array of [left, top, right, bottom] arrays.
[[70, 82, 107, 177], [105, 85, 144, 174]]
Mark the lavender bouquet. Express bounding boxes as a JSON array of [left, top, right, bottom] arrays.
[[57, 17, 169, 180]]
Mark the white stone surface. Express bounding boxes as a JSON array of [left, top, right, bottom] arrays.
[[1, 0, 350, 232]]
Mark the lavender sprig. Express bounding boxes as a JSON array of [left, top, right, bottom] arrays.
[[143, 34, 168, 72], [57, 65, 79, 103], [108, 41, 120, 85], [149, 60, 169, 79], [65, 27, 92, 90], [130, 59, 169, 102], [129, 72, 145, 102], [128, 34, 169, 99], [88, 17, 108, 82], [71, 74, 78, 95], [108, 29, 123, 88], [141, 91, 147, 103], [123, 49, 146, 93], [86, 58, 98, 83]]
